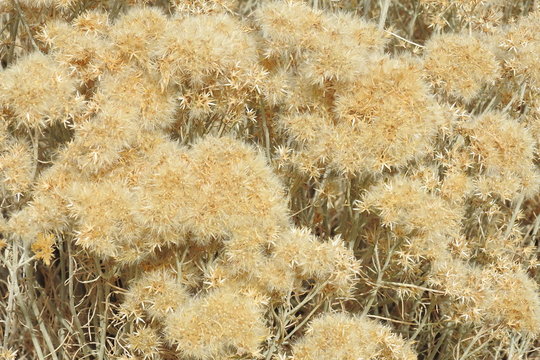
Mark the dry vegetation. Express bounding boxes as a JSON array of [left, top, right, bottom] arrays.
[[1, 0, 540, 359]]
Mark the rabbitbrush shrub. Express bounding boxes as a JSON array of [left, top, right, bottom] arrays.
[[1, 0, 540, 359]]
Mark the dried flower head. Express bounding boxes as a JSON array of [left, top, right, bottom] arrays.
[[298, 12, 380, 85], [66, 180, 143, 260], [66, 64, 178, 174], [172, 0, 237, 15], [484, 266, 540, 334], [0, 52, 82, 129], [185, 135, 290, 240], [430, 258, 540, 333], [126, 326, 162, 360], [165, 285, 269, 359], [154, 13, 258, 87], [464, 111, 540, 200], [429, 257, 490, 323], [39, 20, 115, 84], [110, 7, 169, 66], [423, 32, 499, 102], [333, 56, 443, 173], [72, 10, 110, 36], [6, 160, 78, 243], [499, 10, 540, 88], [0, 140, 34, 196], [134, 140, 193, 238], [359, 176, 462, 258], [292, 312, 417, 360], [31, 232, 55, 266], [95, 66, 179, 131], [255, 0, 324, 58], [122, 269, 190, 321], [274, 228, 360, 297]]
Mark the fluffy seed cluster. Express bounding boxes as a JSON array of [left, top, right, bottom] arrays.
[[272, 228, 360, 297], [429, 259, 540, 334], [333, 56, 444, 173], [165, 285, 269, 359], [291, 312, 417, 360], [121, 269, 190, 321], [22, 134, 291, 264], [462, 111, 540, 200], [38, 18, 114, 84], [423, 32, 499, 102], [499, 10, 540, 88], [0, 53, 82, 129], [0, 140, 34, 197], [359, 176, 463, 258], [260, 2, 439, 176], [2, 1, 540, 359], [277, 55, 445, 176], [67, 180, 145, 260], [109, 7, 169, 66], [126, 327, 162, 359]]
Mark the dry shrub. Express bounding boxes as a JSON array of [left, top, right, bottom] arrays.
[[0, 1, 540, 359]]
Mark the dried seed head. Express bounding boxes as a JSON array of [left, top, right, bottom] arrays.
[[122, 269, 190, 321], [66, 180, 143, 260], [0, 140, 34, 196], [484, 266, 540, 334], [274, 228, 360, 297], [464, 111, 540, 200], [292, 312, 417, 360], [0, 53, 82, 129], [154, 13, 258, 87], [110, 7, 169, 67], [38, 20, 115, 84], [72, 10, 110, 36], [255, 1, 324, 58], [359, 176, 463, 258], [126, 326, 163, 360], [424, 32, 499, 102], [333, 56, 443, 173], [499, 10, 540, 88], [165, 285, 269, 359], [31, 233, 56, 266]]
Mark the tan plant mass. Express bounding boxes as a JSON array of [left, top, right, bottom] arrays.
[[1, 1, 540, 359]]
